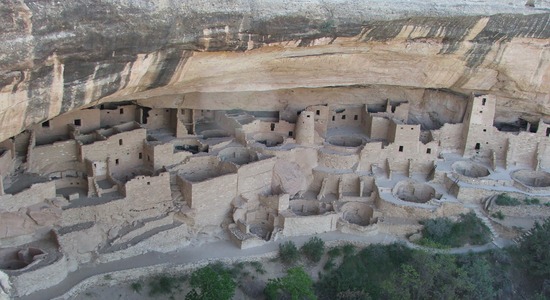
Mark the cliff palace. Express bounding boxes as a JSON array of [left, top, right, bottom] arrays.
[[1, 0, 550, 298]]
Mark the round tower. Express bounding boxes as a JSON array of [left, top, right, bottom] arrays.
[[295, 111, 315, 145]]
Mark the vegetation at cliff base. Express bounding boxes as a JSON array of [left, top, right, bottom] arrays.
[[417, 211, 491, 248]]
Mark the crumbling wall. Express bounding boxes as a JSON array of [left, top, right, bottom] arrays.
[[9, 254, 68, 297], [358, 142, 384, 172], [0, 150, 13, 179], [28, 140, 79, 174], [318, 151, 358, 170], [0, 182, 56, 212], [141, 108, 172, 130], [237, 158, 275, 201], [433, 123, 464, 152]]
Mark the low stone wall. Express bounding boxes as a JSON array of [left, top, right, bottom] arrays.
[[337, 220, 379, 236], [449, 173, 513, 188], [10, 254, 68, 297], [0, 181, 56, 212]]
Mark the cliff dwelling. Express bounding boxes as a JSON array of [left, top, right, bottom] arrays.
[[2, 92, 550, 297], [1, 0, 550, 298]]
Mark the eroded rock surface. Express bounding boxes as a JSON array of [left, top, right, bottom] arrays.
[[1, 1, 550, 141]]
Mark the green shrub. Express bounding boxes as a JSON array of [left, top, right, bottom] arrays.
[[250, 261, 266, 274], [279, 241, 300, 265], [495, 194, 522, 206], [323, 259, 335, 271], [265, 266, 317, 300], [301, 236, 325, 263], [149, 275, 180, 296], [130, 281, 143, 294], [491, 211, 505, 220], [342, 243, 356, 257], [327, 247, 341, 258], [418, 212, 491, 248], [186, 264, 236, 300], [524, 198, 540, 205]]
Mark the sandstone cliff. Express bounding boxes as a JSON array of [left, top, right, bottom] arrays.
[[1, 0, 550, 141]]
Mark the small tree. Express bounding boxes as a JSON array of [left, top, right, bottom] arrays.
[[265, 266, 317, 300], [279, 241, 300, 265], [301, 236, 325, 263], [185, 265, 236, 300]]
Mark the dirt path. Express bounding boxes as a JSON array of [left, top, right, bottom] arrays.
[[16, 232, 501, 300]]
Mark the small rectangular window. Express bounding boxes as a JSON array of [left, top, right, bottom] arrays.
[[332, 116, 335, 121], [74, 119, 81, 126], [475, 143, 481, 150], [270, 123, 275, 131], [139, 152, 142, 159], [547, 128, 550, 137], [354, 115, 358, 121], [148, 155, 151, 162], [316, 110, 320, 115], [482, 98, 486, 106], [426, 148, 431, 154], [399, 146, 404, 152], [119, 139, 123, 146], [341, 115, 346, 120], [42, 120, 50, 128], [147, 182, 150, 185], [115, 159, 119, 165], [119, 108, 124, 114], [289, 131, 293, 137]]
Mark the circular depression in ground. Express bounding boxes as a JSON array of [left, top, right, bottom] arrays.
[[326, 135, 363, 147], [393, 180, 435, 203], [253, 132, 284, 147], [452, 161, 490, 178], [511, 169, 550, 187], [341, 202, 373, 226]]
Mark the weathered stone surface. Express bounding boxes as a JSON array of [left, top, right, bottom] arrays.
[[272, 160, 307, 197], [0, 1, 549, 141]]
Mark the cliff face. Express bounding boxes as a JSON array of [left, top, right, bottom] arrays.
[[1, 0, 550, 141]]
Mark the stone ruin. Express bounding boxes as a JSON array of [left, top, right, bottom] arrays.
[[1, 93, 550, 296]]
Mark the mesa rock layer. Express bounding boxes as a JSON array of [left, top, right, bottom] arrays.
[[0, 1, 550, 141]]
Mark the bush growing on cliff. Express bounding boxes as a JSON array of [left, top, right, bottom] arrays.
[[279, 241, 300, 265], [495, 194, 522, 206], [301, 236, 325, 263], [516, 217, 550, 279], [186, 264, 236, 300], [418, 211, 491, 248], [265, 266, 317, 300]]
